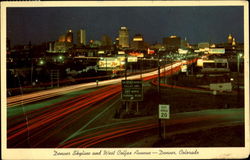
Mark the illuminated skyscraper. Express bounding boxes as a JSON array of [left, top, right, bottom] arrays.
[[163, 35, 181, 51], [66, 29, 73, 43], [58, 35, 66, 42], [131, 34, 144, 50], [228, 34, 233, 44], [118, 27, 129, 48], [232, 38, 236, 46], [77, 29, 86, 46]]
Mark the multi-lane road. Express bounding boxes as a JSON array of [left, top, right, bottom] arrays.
[[6, 59, 244, 148]]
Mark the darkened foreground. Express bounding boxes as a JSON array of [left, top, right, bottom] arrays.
[[153, 125, 244, 147]]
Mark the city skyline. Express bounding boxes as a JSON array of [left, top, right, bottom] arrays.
[[7, 6, 244, 46]]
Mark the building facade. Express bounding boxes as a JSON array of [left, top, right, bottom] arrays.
[[77, 29, 86, 46], [131, 34, 145, 50], [66, 30, 73, 43], [163, 35, 181, 52], [118, 27, 129, 48]]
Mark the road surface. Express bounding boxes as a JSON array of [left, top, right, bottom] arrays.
[[6, 59, 244, 148]]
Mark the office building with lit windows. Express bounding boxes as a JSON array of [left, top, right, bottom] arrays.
[[131, 34, 145, 50], [163, 35, 181, 52], [118, 27, 129, 48], [66, 30, 73, 43], [77, 29, 86, 46]]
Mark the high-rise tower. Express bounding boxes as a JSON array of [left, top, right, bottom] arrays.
[[77, 29, 86, 46], [228, 34, 233, 44], [118, 27, 129, 48], [66, 30, 73, 43]]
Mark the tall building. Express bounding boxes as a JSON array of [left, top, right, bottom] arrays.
[[163, 35, 181, 52], [77, 29, 86, 46], [66, 30, 73, 43], [118, 27, 129, 48], [101, 35, 112, 47], [131, 34, 145, 50], [198, 42, 210, 49], [232, 38, 236, 46], [228, 34, 233, 44], [58, 35, 66, 42]]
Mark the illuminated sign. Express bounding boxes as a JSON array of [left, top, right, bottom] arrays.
[[197, 59, 215, 67], [121, 80, 143, 101], [208, 48, 225, 54], [199, 48, 210, 52], [98, 57, 121, 68], [118, 51, 125, 54], [98, 50, 105, 54], [181, 64, 187, 72], [178, 49, 188, 54], [127, 57, 138, 62], [128, 52, 144, 57], [147, 48, 155, 54], [133, 38, 143, 41]]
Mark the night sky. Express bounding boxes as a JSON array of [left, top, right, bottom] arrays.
[[7, 6, 244, 46]]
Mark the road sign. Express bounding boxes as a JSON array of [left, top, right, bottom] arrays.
[[159, 104, 170, 119], [121, 80, 143, 101]]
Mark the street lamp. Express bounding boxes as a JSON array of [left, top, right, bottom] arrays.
[[237, 53, 243, 73], [237, 53, 243, 101]]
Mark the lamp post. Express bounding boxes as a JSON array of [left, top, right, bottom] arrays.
[[140, 57, 143, 80], [157, 52, 161, 94], [237, 53, 242, 73], [237, 53, 242, 99], [125, 54, 127, 80]]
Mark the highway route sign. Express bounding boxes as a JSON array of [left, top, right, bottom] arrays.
[[121, 80, 143, 101], [159, 104, 170, 119]]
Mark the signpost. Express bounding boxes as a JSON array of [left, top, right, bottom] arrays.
[[159, 104, 170, 119], [121, 80, 143, 113], [159, 104, 170, 139], [121, 80, 143, 101]]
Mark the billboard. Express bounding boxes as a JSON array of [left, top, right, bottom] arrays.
[[127, 56, 138, 62], [98, 57, 121, 69], [208, 48, 225, 54], [178, 48, 188, 54], [128, 52, 144, 57]]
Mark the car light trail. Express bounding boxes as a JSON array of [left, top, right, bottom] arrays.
[[7, 59, 199, 148], [7, 84, 121, 144], [7, 60, 186, 107]]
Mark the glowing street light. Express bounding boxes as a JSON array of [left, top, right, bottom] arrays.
[[58, 55, 63, 60], [38, 60, 45, 65], [237, 53, 243, 73]]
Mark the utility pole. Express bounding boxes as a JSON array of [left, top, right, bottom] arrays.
[[157, 52, 160, 94], [125, 53, 128, 112], [31, 59, 33, 85], [140, 57, 143, 80], [125, 54, 127, 80], [157, 51, 162, 139], [237, 53, 242, 101]]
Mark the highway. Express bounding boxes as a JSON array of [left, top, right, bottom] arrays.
[[7, 61, 182, 107], [7, 58, 244, 148]]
